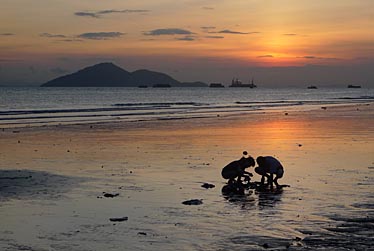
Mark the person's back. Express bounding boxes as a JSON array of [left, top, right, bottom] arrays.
[[262, 156, 283, 174], [255, 156, 284, 188]]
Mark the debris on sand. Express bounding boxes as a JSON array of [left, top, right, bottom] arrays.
[[182, 199, 203, 205], [201, 183, 215, 189], [103, 192, 119, 198], [109, 217, 128, 222]]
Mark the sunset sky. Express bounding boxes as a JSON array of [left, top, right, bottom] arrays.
[[1, 0, 373, 86]]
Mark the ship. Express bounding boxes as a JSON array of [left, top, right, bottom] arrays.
[[307, 85, 318, 89], [229, 78, 257, 88], [209, 83, 225, 88], [347, 84, 361, 88]]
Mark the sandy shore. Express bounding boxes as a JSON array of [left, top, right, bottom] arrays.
[[0, 103, 373, 250]]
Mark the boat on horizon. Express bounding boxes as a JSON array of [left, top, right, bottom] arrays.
[[347, 84, 361, 88], [307, 85, 318, 89], [209, 83, 225, 88], [229, 78, 257, 88]]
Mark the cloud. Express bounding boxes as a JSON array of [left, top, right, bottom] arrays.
[[216, 30, 259, 35], [77, 32, 125, 40], [97, 9, 149, 14], [58, 39, 83, 42], [0, 33, 14, 36], [258, 55, 274, 58], [205, 35, 224, 39], [75, 9, 149, 18], [297, 56, 339, 60], [40, 33, 66, 38], [144, 28, 194, 36], [283, 33, 297, 36], [75, 12, 99, 18], [201, 26, 216, 29], [176, 36, 196, 41], [202, 7, 214, 10]]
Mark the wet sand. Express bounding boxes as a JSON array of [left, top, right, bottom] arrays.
[[0, 103, 373, 250]]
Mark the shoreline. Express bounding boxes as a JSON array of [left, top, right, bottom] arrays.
[[1, 101, 372, 131]]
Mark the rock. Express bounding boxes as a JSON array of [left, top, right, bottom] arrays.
[[109, 217, 128, 222], [182, 199, 203, 205], [137, 232, 147, 236], [263, 243, 269, 248], [103, 193, 119, 198], [201, 183, 215, 189]]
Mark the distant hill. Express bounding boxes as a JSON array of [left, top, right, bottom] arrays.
[[41, 63, 207, 87]]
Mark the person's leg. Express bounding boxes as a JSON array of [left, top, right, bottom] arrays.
[[255, 166, 267, 185], [274, 175, 280, 188], [260, 175, 266, 185], [268, 174, 274, 189]]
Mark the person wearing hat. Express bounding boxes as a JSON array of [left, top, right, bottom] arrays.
[[221, 151, 255, 185]]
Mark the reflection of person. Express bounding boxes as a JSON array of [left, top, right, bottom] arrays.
[[221, 152, 255, 185], [255, 156, 284, 189]]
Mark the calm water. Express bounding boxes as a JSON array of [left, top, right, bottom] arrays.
[[0, 87, 373, 128]]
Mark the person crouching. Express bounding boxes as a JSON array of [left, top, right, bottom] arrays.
[[255, 156, 284, 189], [221, 152, 255, 185]]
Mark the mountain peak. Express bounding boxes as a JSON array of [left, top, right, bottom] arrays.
[[41, 63, 207, 87]]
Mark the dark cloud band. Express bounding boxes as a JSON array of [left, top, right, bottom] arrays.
[[75, 9, 149, 18], [144, 28, 194, 36], [77, 32, 125, 40]]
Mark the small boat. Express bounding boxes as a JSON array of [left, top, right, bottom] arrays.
[[138, 85, 148, 88], [229, 78, 257, 88], [307, 85, 318, 89], [209, 83, 225, 88], [347, 84, 361, 88], [152, 84, 171, 88]]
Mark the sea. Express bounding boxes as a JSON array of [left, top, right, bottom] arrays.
[[0, 86, 373, 128]]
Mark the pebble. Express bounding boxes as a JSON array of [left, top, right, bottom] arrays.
[[109, 217, 128, 222], [182, 199, 203, 205], [201, 183, 215, 189], [103, 193, 119, 198]]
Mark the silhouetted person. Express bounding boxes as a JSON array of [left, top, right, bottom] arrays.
[[221, 151, 255, 186], [255, 156, 284, 189]]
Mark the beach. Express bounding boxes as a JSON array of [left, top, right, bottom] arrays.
[[0, 103, 373, 250]]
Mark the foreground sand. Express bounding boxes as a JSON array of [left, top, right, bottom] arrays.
[[0, 103, 373, 250]]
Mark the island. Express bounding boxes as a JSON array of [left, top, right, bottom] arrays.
[[41, 62, 207, 87]]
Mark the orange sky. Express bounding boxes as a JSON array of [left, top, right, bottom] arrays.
[[0, 0, 373, 85]]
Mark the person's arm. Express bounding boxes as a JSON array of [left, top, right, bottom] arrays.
[[243, 170, 253, 176]]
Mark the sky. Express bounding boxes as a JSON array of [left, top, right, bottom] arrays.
[[0, 0, 373, 87]]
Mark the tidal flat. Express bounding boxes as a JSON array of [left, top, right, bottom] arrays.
[[0, 104, 373, 251]]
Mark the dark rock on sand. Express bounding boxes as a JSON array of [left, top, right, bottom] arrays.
[[103, 192, 119, 198], [201, 183, 215, 189], [182, 199, 203, 205], [109, 217, 128, 222]]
